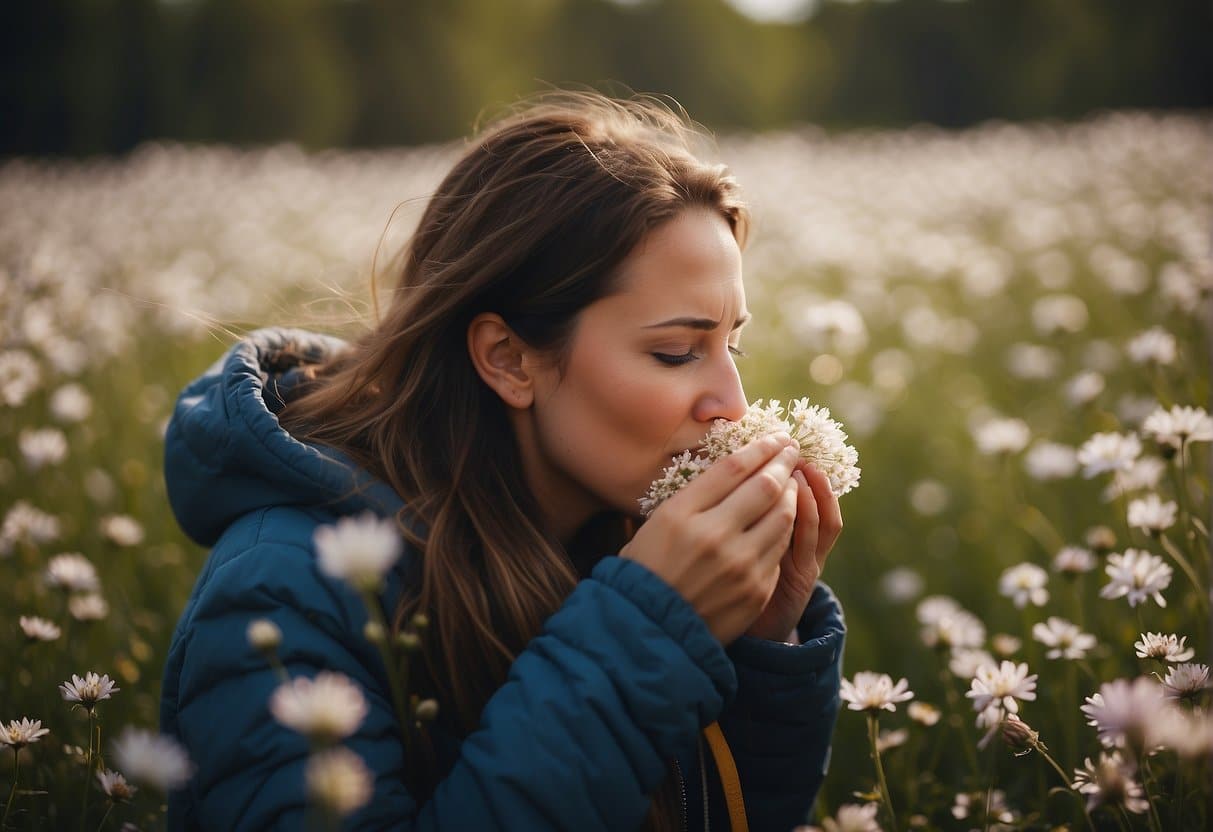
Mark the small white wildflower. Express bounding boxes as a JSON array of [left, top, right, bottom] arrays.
[[907, 701, 941, 726], [1032, 617, 1096, 660], [951, 789, 1015, 824], [1032, 294, 1088, 335], [642, 398, 861, 516], [1081, 677, 1163, 749], [907, 479, 949, 516], [45, 552, 100, 593], [1158, 262, 1203, 312], [1141, 404, 1213, 450], [1064, 371, 1105, 407], [1005, 342, 1061, 379], [0, 350, 41, 408], [313, 513, 403, 591], [1086, 525, 1118, 553], [967, 661, 1037, 716], [778, 398, 863, 496], [96, 769, 137, 802], [915, 595, 960, 625], [100, 515, 144, 547], [18, 428, 68, 471], [998, 563, 1049, 609], [991, 634, 1022, 657], [876, 727, 908, 752], [0, 718, 50, 749], [639, 451, 711, 516], [1148, 706, 1213, 757], [306, 747, 373, 817], [270, 672, 368, 743], [1133, 632, 1194, 663], [69, 594, 109, 622], [1077, 432, 1141, 478], [839, 671, 914, 713], [1023, 441, 1078, 480], [1100, 549, 1172, 608], [922, 609, 986, 651], [1160, 663, 1210, 701], [1126, 494, 1177, 534], [247, 618, 282, 652], [1073, 751, 1149, 814], [973, 417, 1030, 455], [1103, 455, 1166, 501], [50, 383, 93, 423], [879, 567, 924, 603], [819, 802, 881, 832], [791, 299, 869, 356], [949, 648, 997, 680], [1126, 327, 1177, 365], [1117, 394, 1161, 427], [1052, 546, 1097, 575], [19, 615, 61, 642], [0, 500, 60, 556], [110, 727, 193, 792], [83, 469, 116, 505], [60, 672, 120, 711]]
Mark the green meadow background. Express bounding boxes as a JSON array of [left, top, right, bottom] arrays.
[[2, 1, 1211, 828]]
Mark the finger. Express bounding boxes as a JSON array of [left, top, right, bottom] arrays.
[[791, 468, 819, 565], [797, 464, 842, 560], [741, 476, 799, 564], [712, 443, 801, 529], [671, 432, 796, 514]]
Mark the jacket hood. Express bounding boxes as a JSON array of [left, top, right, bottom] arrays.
[[164, 328, 404, 546]]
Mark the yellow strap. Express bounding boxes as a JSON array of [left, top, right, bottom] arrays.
[[703, 721, 749, 832]]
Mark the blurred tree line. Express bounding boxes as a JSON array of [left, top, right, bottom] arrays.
[[3, 0, 1210, 156]]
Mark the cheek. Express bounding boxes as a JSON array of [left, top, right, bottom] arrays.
[[569, 361, 693, 474]]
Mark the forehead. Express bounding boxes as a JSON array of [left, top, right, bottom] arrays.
[[606, 208, 746, 318]]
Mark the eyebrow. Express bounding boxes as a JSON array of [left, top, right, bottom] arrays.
[[643, 312, 752, 331]]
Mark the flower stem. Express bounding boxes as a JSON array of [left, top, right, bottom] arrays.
[[1064, 662, 1078, 768], [938, 661, 980, 775], [361, 591, 411, 755], [1172, 762, 1185, 832], [94, 802, 113, 832], [866, 712, 898, 832], [1158, 532, 1207, 612], [1140, 755, 1164, 832], [1032, 739, 1071, 788], [982, 747, 997, 832], [81, 710, 96, 832], [2, 747, 19, 830]]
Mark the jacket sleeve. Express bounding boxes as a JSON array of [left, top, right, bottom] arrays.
[[718, 582, 846, 832], [165, 540, 736, 831]]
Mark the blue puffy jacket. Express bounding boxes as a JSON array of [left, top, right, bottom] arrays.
[[161, 328, 845, 831]]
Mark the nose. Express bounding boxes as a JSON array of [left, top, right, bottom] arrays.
[[692, 350, 748, 424]]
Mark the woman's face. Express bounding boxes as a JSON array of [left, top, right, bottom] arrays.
[[519, 207, 749, 539]]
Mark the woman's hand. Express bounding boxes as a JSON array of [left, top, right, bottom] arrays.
[[620, 433, 804, 644], [743, 461, 843, 643]]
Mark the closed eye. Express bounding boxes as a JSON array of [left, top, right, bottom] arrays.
[[653, 345, 746, 367]]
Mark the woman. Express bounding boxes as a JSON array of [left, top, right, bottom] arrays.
[[161, 91, 845, 831]]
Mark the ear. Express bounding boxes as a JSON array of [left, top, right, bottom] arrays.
[[466, 312, 537, 409]]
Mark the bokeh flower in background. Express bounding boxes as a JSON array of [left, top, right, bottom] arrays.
[[109, 728, 192, 794], [269, 672, 369, 744], [1099, 549, 1173, 608]]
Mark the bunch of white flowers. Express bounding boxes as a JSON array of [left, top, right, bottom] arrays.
[[640, 398, 860, 516]]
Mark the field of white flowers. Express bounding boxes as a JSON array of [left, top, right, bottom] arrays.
[[1, 110, 1210, 830]]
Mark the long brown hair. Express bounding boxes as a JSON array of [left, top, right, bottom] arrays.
[[279, 90, 749, 826]]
